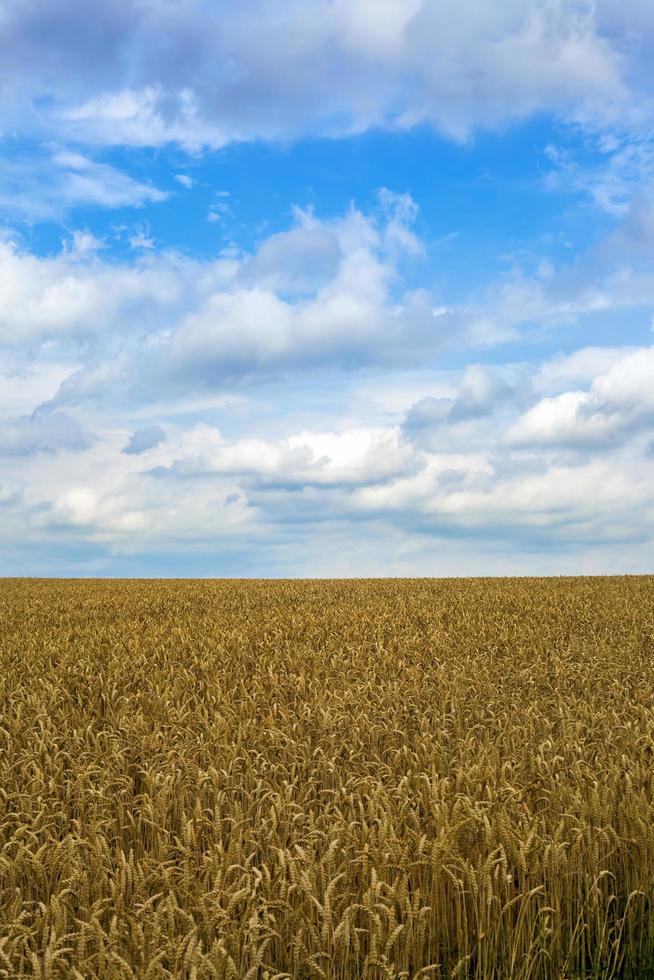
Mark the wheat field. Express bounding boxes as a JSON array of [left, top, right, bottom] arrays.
[[1, 577, 653, 979]]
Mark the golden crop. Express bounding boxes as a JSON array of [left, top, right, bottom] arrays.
[[1, 577, 653, 978]]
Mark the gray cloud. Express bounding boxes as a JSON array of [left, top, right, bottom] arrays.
[[0, 0, 645, 149], [123, 425, 166, 455], [240, 221, 343, 296], [403, 365, 525, 452], [0, 410, 92, 456], [406, 365, 517, 427]]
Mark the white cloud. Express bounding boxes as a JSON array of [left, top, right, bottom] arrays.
[[0, 0, 644, 150], [0, 198, 445, 397], [0, 140, 653, 575], [3, 336, 654, 573], [129, 229, 155, 250], [58, 86, 218, 151], [532, 346, 635, 393], [52, 152, 166, 208], [0, 148, 167, 219], [4, 180, 654, 420], [174, 173, 194, 189], [207, 200, 231, 223], [164, 203, 439, 388], [156, 422, 421, 488], [507, 390, 619, 448], [546, 134, 654, 215], [64, 230, 106, 260], [508, 346, 654, 447], [6, 358, 654, 575], [0, 239, 202, 346]]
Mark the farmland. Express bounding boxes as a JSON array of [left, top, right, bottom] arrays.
[[1, 577, 653, 978]]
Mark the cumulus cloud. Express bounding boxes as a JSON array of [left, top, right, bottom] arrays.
[[507, 346, 654, 447], [0, 0, 644, 149], [3, 4, 654, 576], [165, 207, 402, 385], [0, 239, 200, 347], [4, 176, 653, 422], [239, 212, 343, 295], [405, 365, 517, 429], [532, 346, 635, 394], [153, 422, 422, 490], [0, 197, 448, 405], [4, 334, 654, 575]]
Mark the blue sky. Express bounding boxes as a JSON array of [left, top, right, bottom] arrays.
[[2, 0, 654, 576]]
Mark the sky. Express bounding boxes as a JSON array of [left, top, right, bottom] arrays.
[[2, 0, 654, 577]]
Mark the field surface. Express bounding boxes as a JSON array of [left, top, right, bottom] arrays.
[[1, 577, 654, 979]]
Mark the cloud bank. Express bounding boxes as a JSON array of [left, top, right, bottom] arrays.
[[0, 0, 651, 149]]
